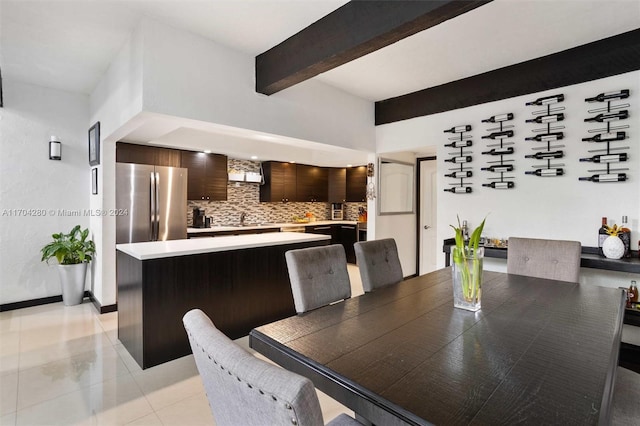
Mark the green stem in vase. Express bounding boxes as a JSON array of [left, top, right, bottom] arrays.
[[451, 216, 486, 302]]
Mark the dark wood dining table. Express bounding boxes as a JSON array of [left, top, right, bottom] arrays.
[[249, 268, 626, 425]]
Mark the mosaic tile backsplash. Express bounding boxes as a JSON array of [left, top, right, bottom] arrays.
[[188, 159, 367, 226]]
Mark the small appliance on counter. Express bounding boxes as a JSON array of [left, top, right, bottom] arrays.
[[192, 208, 208, 228], [331, 203, 344, 220]]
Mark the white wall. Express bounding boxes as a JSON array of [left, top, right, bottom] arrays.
[[0, 81, 90, 304], [377, 71, 640, 288]]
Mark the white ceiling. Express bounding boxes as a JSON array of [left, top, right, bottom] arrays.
[[2, 0, 639, 164]]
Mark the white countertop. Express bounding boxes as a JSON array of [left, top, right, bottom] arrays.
[[187, 220, 359, 233], [116, 232, 331, 260]]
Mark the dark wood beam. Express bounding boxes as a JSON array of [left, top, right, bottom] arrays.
[[256, 0, 492, 95], [375, 28, 640, 125]]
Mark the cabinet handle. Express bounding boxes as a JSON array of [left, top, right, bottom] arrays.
[[342, 226, 356, 230], [314, 226, 331, 230]]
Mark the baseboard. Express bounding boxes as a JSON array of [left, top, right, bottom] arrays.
[[88, 291, 117, 314], [0, 291, 117, 314]]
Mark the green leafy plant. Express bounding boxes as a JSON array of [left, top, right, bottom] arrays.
[[450, 215, 486, 303], [41, 225, 96, 265]]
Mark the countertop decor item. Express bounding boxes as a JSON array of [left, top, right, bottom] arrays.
[[450, 216, 486, 311], [41, 225, 95, 305], [602, 224, 625, 260]]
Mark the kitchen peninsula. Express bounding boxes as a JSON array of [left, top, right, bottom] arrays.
[[116, 232, 330, 369]]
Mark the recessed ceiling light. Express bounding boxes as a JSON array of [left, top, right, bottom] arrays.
[[289, 161, 296, 164], [203, 150, 212, 154], [346, 164, 353, 167], [250, 155, 258, 160]]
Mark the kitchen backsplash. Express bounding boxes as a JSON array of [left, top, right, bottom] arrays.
[[188, 159, 366, 226]]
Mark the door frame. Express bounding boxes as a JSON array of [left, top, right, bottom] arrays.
[[415, 156, 437, 276]]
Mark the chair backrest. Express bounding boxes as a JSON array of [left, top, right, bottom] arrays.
[[285, 244, 351, 313], [354, 238, 403, 292], [507, 237, 582, 282], [183, 309, 325, 426]]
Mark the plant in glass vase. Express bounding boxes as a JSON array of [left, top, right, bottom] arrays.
[[450, 216, 486, 311]]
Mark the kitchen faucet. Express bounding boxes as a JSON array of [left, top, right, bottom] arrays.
[[240, 212, 246, 225]]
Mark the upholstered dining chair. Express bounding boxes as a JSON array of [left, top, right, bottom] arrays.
[[507, 237, 582, 282], [611, 366, 640, 424], [285, 244, 352, 313], [354, 238, 403, 293], [183, 309, 361, 426]]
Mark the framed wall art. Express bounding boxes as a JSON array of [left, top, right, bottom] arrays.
[[88, 121, 100, 166]]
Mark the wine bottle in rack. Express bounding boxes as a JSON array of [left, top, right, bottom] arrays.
[[584, 110, 629, 122], [525, 113, 564, 123], [444, 170, 473, 178], [481, 130, 514, 140], [581, 132, 626, 142], [481, 147, 514, 155], [443, 125, 472, 133], [444, 140, 472, 148], [585, 89, 629, 103], [482, 181, 514, 189], [525, 168, 564, 177], [525, 132, 564, 142], [579, 153, 628, 163], [481, 164, 514, 173], [524, 150, 564, 159], [579, 173, 627, 182], [444, 187, 472, 194], [481, 113, 513, 123], [444, 156, 472, 164], [525, 94, 564, 105]]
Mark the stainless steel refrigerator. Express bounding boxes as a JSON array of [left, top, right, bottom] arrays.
[[116, 163, 188, 244]]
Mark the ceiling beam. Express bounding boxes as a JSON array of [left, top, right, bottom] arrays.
[[256, 0, 492, 95], [375, 28, 640, 125]]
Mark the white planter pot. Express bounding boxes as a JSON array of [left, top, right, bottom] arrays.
[[57, 263, 88, 306], [602, 236, 625, 260]]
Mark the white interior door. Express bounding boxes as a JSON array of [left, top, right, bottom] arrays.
[[419, 159, 438, 274]]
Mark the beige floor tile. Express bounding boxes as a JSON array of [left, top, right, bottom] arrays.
[[18, 332, 113, 371], [0, 411, 16, 426], [0, 311, 20, 336], [0, 331, 20, 376], [113, 343, 143, 375], [0, 371, 18, 416], [317, 388, 354, 423], [154, 392, 214, 426], [347, 264, 364, 297], [123, 412, 164, 426]]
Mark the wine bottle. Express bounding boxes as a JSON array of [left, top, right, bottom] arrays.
[[584, 110, 628, 122], [525, 168, 564, 177], [481, 113, 513, 123], [444, 156, 472, 163], [525, 113, 564, 123], [620, 215, 631, 258], [481, 130, 514, 140], [585, 89, 629, 103], [598, 217, 608, 256], [482, 181, 514, 189], [525, 132, 564, 142], [581, 131, 626, 143], [481, 147, 514, 155], [444, 140, 472, 148], [443, 125, 471, 134], [579, 153, 627, 163], [579, 173, 627, 182], [444, 186, 472, 193], [629, 280, 639, 304], [525, 94, 564, 106], [444, 170, 472, 178], [481, 164, 514, 173], [524, 150, 563, 159]]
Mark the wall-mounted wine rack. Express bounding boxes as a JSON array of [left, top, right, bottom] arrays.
[[480, 113, 515, 189], [524, 94, 565, 177], [443, 124, 473, 193], [579, 89, 630, 183]]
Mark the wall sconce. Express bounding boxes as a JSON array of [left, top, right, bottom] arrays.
[[49, 136, 61, 160]]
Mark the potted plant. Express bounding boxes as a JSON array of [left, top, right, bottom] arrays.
[[450, 216, 486, 311], [41, 225, 96, 306]]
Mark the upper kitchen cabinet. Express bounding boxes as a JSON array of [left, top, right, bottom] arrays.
[[116, 142, 181, 167], [346, 165, 367, 202], [181, 151, 228, 201], [328, 168, 347, 203], [260, 161, 297, 202], [296, 164, 328, 202]]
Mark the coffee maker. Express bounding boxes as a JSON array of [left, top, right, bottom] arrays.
[[193, 208, 207, 228], [331, 203, 344, 220]]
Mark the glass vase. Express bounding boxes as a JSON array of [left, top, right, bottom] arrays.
[[451, 246, 484, 311]]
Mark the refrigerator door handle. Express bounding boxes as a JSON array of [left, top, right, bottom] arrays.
[[154, 172, 160, 240], [150, 172, 156, 241]]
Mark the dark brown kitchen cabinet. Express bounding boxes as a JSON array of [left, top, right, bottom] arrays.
[[346, 165, 367, 202], [305, 224, 337, 243], [338, 224, 358, 264], [260, 161, 297, 202], [328, 168, 347, 203], [181, 151, 228, 201], [116, 142, 181, 167], [296, 165, 328, 202]]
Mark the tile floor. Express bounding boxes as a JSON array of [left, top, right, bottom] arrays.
[[0, 266, 364, 425]]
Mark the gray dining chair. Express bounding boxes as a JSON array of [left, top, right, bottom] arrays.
[[183, 309, 361, 426], [507, 237, 581, 282], [285, 244, 352, 313], [354, 238, 403, 292], [611, 366, 640, 424]]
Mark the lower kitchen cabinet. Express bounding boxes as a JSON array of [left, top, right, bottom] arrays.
[[306, 223, 357, 264]]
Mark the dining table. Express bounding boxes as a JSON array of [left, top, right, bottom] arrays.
[[249, 268, 626, 425]]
